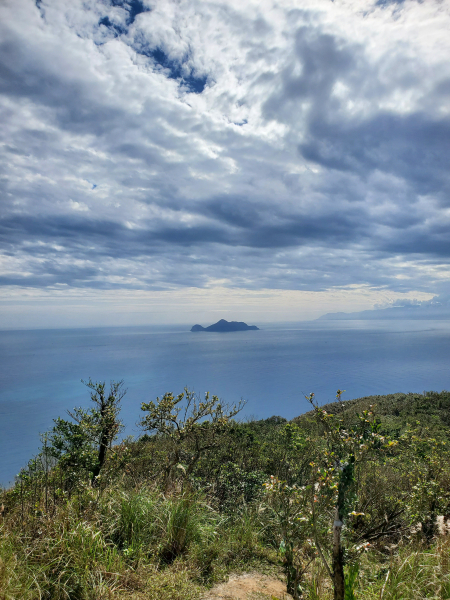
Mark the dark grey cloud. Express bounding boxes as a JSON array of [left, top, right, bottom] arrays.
[[266, 27, 357, 108], [299, 112, 450, 195], [375, 0, 406, 6], [0, 0, 450, 303], [0, 204, 366, 256]]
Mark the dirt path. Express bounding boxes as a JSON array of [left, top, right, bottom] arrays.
[[202, 572, 293, 600]]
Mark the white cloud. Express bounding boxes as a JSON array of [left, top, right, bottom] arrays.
[[0, 0, 449, 323]]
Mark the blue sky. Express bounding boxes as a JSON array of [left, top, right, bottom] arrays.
[[0, 0, 449, 327]]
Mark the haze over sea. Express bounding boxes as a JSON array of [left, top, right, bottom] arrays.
[[2, 319, 450, 487]]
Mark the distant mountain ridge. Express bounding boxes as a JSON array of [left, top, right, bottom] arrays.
[[318, 300, 449, 320], [191, 319, 259, 332]]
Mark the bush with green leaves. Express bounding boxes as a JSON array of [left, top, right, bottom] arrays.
[[264, 391, 397, 600], [47, 379, 125, 485], [140, 388, 245, 485]]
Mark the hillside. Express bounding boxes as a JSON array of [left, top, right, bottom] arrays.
[[1, 388, 449, 600], [294, 390, 450, 438]]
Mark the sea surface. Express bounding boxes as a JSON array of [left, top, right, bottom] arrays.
[[1, 319, 450, 487]]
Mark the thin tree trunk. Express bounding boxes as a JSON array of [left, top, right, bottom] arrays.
[[91, 399, 109, 485], [21, 477, 24, 527], [92, 431, 109, 484], [284, 540, 299, 599], [333, 507, 345, 600], [43, 439, 48, 514]]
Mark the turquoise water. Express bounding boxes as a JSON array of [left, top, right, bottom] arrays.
[[1, 320, 450, 487]]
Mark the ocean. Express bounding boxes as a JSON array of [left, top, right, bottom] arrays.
[[1, 319, 450, 487]]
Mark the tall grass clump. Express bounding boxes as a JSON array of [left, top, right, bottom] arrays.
[[0, 532, 39, 600], [0, 498, 128, 600], [102, 486, 161, 561], [160, 494, 212, 562], [380, 539, 450, 600], [101, 487, 220, 565], [348, 534, 450, 600]]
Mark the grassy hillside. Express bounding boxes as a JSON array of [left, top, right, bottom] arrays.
[[294, 390, 450, 438], [1, 388, 449, 599]]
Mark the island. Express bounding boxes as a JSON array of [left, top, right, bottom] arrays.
[[190, 319, 259, 332]]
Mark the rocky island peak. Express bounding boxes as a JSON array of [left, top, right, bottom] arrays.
[[190, 319, 259, 332]]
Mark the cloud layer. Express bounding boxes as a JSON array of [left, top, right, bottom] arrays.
[[1, 0, 450, 306]]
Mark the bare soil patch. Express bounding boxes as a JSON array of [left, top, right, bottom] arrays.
[[202, 572, 293, 600]]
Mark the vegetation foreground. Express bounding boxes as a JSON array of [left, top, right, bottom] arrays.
[[1, 383, 450, 600]]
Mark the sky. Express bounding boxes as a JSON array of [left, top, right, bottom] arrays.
[[1, 0, 449, 328]]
